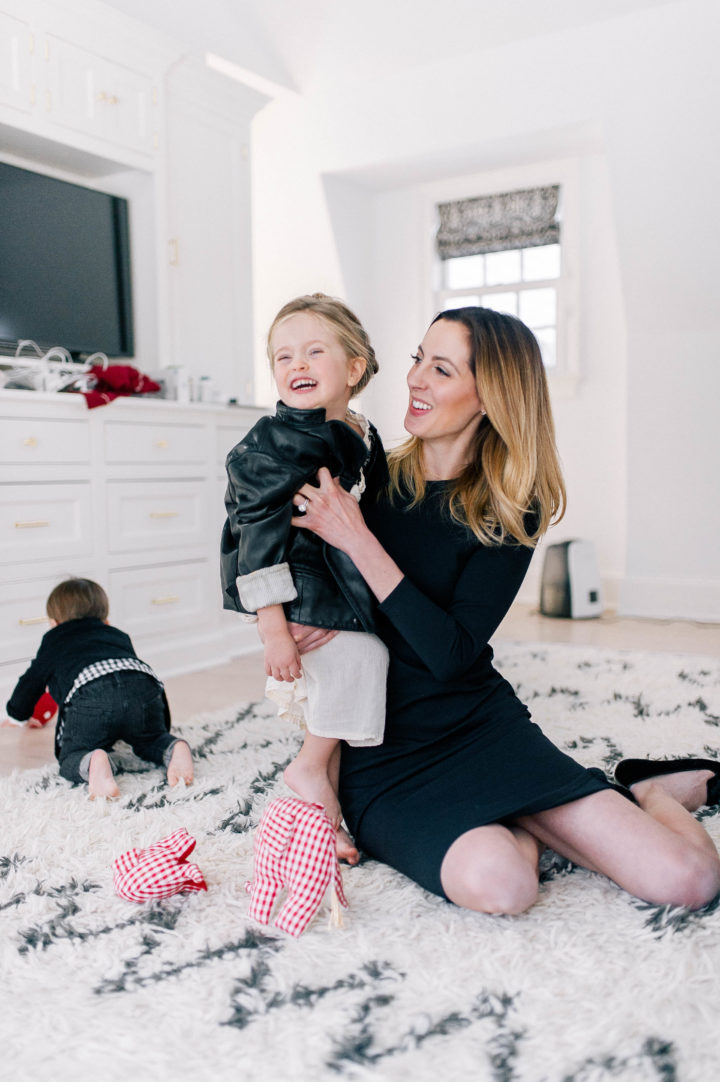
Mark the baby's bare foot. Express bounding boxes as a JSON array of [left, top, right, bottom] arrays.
[[284, 760, 341, 826], [167, 740, 194, 787], [88, 749, 120, 800], [336, 825, 359, 865]]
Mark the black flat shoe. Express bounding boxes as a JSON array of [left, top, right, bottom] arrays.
[[615, 757, 720, 805]]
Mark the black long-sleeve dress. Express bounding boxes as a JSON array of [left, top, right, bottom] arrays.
[[339, 481, 615, 898]]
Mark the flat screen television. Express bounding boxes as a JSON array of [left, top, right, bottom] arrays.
[[0, 161, 134, 360]]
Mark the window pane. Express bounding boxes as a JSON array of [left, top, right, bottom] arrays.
[[522, 244, 561, 281], [519, 287, 556, 326], [442, 294, 481, 310], [485, 249, 521, 285], [533, 327, 557, 368], [445, 254, 485, 290], [481, 291, 518, 316]]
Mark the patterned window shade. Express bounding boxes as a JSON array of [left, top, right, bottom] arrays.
[[436, 185, 560, 260]]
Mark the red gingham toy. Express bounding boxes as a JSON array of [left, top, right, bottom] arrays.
[[246, 797, 348, 937], [113, 827, 207, 902]]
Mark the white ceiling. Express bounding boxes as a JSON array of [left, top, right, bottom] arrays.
[[102, 0, 676, 94]]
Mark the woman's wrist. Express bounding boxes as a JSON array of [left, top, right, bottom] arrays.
[[345, 527, 404, 604]]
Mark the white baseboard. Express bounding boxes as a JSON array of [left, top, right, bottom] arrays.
[[619, 576, 720, 623], [137, 623, 261, 680]]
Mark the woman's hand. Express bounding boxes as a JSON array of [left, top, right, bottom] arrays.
[[293, 466, 405, 605], [288, 622, 339, 655], [292, 467, 365, 554]]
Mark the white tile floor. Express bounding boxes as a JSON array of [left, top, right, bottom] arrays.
[[2, 603, 718, 776]]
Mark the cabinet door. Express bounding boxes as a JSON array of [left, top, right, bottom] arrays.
[[165, 98, 253, 403], [44, 34, 154, 155], [0, 11, 33, 114]]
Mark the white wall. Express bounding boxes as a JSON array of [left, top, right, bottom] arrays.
[[251, 0, 720, 620]]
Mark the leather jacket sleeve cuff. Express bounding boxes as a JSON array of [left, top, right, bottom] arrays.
[[236, 563, 298, 612]]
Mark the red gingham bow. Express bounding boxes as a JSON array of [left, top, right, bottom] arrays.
[[246, 797, 348, 937], [113, 828, 207, 902]]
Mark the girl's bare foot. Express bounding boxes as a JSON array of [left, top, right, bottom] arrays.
[[167, 740, 194, 786], [336, 825, 359, 865], [88, 749, 120, 800], [284, 759, 341, 826]]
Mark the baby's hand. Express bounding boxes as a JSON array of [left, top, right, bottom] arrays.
[[264, 632, 303, 683], [1, 718, 26, 728]]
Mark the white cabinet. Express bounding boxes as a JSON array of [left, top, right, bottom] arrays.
[[164, 58, 262, 403], [0, 9, 32, 115], [0, 392, 266, 703], [0, 0, 173, 168], [44, 35, 156, 156], [0, 0, 268, 430]]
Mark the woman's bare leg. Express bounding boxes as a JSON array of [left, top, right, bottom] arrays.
[[629, 768, 713, 812], [516, 785, 720, 910], [440, 823, 543, 914]]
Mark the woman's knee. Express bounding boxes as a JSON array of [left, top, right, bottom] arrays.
[[441, 833, 539, 915], [658, 848, 720, 910]]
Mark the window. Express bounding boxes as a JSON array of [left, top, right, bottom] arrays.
[[435, 186, 562, 369]]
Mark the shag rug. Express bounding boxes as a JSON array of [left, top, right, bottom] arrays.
[[2, 641, 720, 1082]]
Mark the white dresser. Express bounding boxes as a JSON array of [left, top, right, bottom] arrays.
[[0, 389, 265, 704]]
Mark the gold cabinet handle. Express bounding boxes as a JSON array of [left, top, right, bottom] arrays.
[[151, 595, 179, 605], [23, 437, 39, 447], [155, 439, 169, 449], [15, 520, 50, 529], [168, 239, 179, 267], [149, 511, 179, 519], [18, 616, 50, 626], [96, 91, 120, 105]]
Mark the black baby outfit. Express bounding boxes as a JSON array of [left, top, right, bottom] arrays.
[[6, 618, 175, 783]]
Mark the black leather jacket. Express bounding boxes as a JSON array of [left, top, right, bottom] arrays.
[[220, 403, 388, 633]]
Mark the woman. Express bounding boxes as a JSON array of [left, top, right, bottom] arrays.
[[291, 306, 720, 914]]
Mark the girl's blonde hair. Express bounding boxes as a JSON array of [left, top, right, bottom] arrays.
[[388, 307, 566, 547], [266, 293, 379, 397]]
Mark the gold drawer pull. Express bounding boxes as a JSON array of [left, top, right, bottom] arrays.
[[23, 437, 39, 447], [149, 511, 179, 519], [151, 595, 179, 606], [18, 616, 50, 626], [155, 439, 169, 449], [15, 520, 50, 529]]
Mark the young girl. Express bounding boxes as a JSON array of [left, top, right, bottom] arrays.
[[220, 294, 389, 836]]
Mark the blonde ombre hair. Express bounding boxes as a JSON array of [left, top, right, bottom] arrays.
[[267, 293, 379, 397], [388, 307, 566, 547]]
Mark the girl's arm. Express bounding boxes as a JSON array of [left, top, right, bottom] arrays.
[[257, 604, 302, 682]]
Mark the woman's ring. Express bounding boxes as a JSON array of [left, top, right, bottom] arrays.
[[297, 500, 309, 514]]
